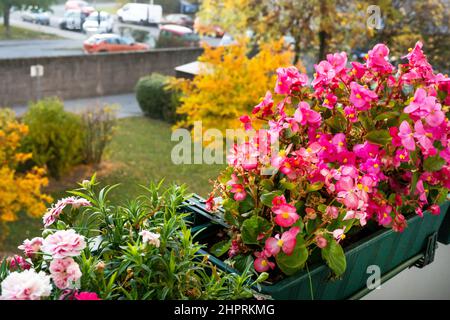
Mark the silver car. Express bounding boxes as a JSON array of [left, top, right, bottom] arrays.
[[21, 8, 51, 25], [82, 11, 114, 34]]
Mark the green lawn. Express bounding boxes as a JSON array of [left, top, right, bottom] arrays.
[[0, 25, 60, 40], [2, 116, 225, 253]]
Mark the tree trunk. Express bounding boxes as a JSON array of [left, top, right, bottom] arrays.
[[3, 4, 11, 38], [318, 30, 329, 61]]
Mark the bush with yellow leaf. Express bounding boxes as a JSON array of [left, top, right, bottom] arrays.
[[174, 39, 298, 134], [0, 109, 52, 241]]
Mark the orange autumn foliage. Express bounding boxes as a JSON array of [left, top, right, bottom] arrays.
[[0, 110, 52, 227]]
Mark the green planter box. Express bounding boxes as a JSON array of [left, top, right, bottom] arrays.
[[185, 195, 450, 300]]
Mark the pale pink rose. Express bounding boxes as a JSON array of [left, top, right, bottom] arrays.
[[18, 237, 44, 258], [49, 258, 82, 289], [0, 269, 52, 300], [41, 229, 86, 259], [139, 230, 161, 248]]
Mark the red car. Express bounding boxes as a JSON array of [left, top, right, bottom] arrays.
[[83, 34, 149, 54], [65, 0, 95, 15]]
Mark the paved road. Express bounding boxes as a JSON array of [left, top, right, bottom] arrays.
[[0, 3, 220, 59], [11, 93, 142, 118]]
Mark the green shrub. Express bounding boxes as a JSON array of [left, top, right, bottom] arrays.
[[135, 73, 181, 123], [81, 105, 117, 165], [23, 98, 85, 179]]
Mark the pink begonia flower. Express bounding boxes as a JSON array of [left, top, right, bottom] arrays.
[[41, 229, 86, 259], [228, 240, 239, 258], [205, 194, 216, 212], [264, 227, 300, 256], [366, 43, 394, 73], [389, 126, 402, 147], [239, 115, 252, 131], [344, 105, 358, 122], [272, 195, 287, 206], [353, 142, 380, 160], [392, 214, 407, 232], [429, 204, 440, 215], [398, 121, 416, 151], [402, 41, 431, 69], [404, 88, 439, 119], [294, 102, 322, 126], [425, 103, 445, 127], [332, 227, 346, 243], [74, 292, 101, 300], [415, 207, 424, 217], [18, 237, 44, 258], [413, 120, 434, 152], [43, 196, 91, 227], [139, 230, 161, 248], [230, 184, 247, 201], [49, 257, 82, 290], [323, 93, 337, 109], [0, 269, 52, 300], [315, 235, 328, 248], [394, 149, 410, 167], [337, 189, 361, 210], [349, 82, 378, 111], [358, 175, 377, 193], [325, 206, 339, 219], [335, 176, 354, 192], [415, 179, 428, 204], [6, 255, 31, 271], [377, 205, 393, 226], [274, 66, 308, 94], [351, 61, 367, 78], [343, 210, 367, 226], [227, 142, 259, 170], [331, 133, 347, 153], [272, 203, 300, 228], [312, 60, 336, 87], [254, 251, 275, 273], [327, 51, 347, 74], [252, 90, 274, 116]]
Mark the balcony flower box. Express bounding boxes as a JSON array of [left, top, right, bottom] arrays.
[[186, 195, 450, 300]]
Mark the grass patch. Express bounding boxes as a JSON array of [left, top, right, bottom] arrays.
[[0, 25, 60, 40], [2, 116, 225, 253]]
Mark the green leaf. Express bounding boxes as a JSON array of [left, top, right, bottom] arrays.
[[307, 182, 324, 192], [321, 240, 346, 276], [260, 190, 283, 207], [325, 112, 347, 133], [238, 196, 254, 213], [224, 210, 239, 227], [260, 179, 274, 191], [359, 113, 375, 131], [374, 111, 400, 121], [210, 240, 231, 257], [423, 155, 446, 172], [276, 234, 308, 276], [240, 215, 271, 245], [365, 130, 392, 146]]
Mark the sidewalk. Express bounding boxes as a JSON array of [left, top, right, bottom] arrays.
[[11, 93, 143, 118]]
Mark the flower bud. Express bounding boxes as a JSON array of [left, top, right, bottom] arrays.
[[316, 235, 328, 248]]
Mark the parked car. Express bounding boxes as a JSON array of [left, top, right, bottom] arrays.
[[117, 3, 163, 25], [60, 9, 87, 31], [21, 8, 51, 25], [82, 11, 114, 34], [83, 34, 149, 54], [193, 17, 224, 38], [65, 0, 95, 15], [157, 24, 199, 48], [162, 14, 194, 28]]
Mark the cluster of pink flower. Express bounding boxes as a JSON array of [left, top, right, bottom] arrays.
[[209, 41, 450, 274], [43, 196, 91, 227], [0, 196, 101, 300]]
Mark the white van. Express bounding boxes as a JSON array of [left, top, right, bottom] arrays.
[[117, 3, 163, 25]]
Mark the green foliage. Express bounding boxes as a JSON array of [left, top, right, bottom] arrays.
[[0, 178, 264, 300], [240, 215, 271, 245], [23, 97, 85, 179], [275, 234, 308, 276], [135, 73, 181, 123], [321, 239, 347, 277]]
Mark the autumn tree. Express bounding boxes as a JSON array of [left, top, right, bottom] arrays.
[[173, 39, 296, 134], [0, 0, 56, 37]]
